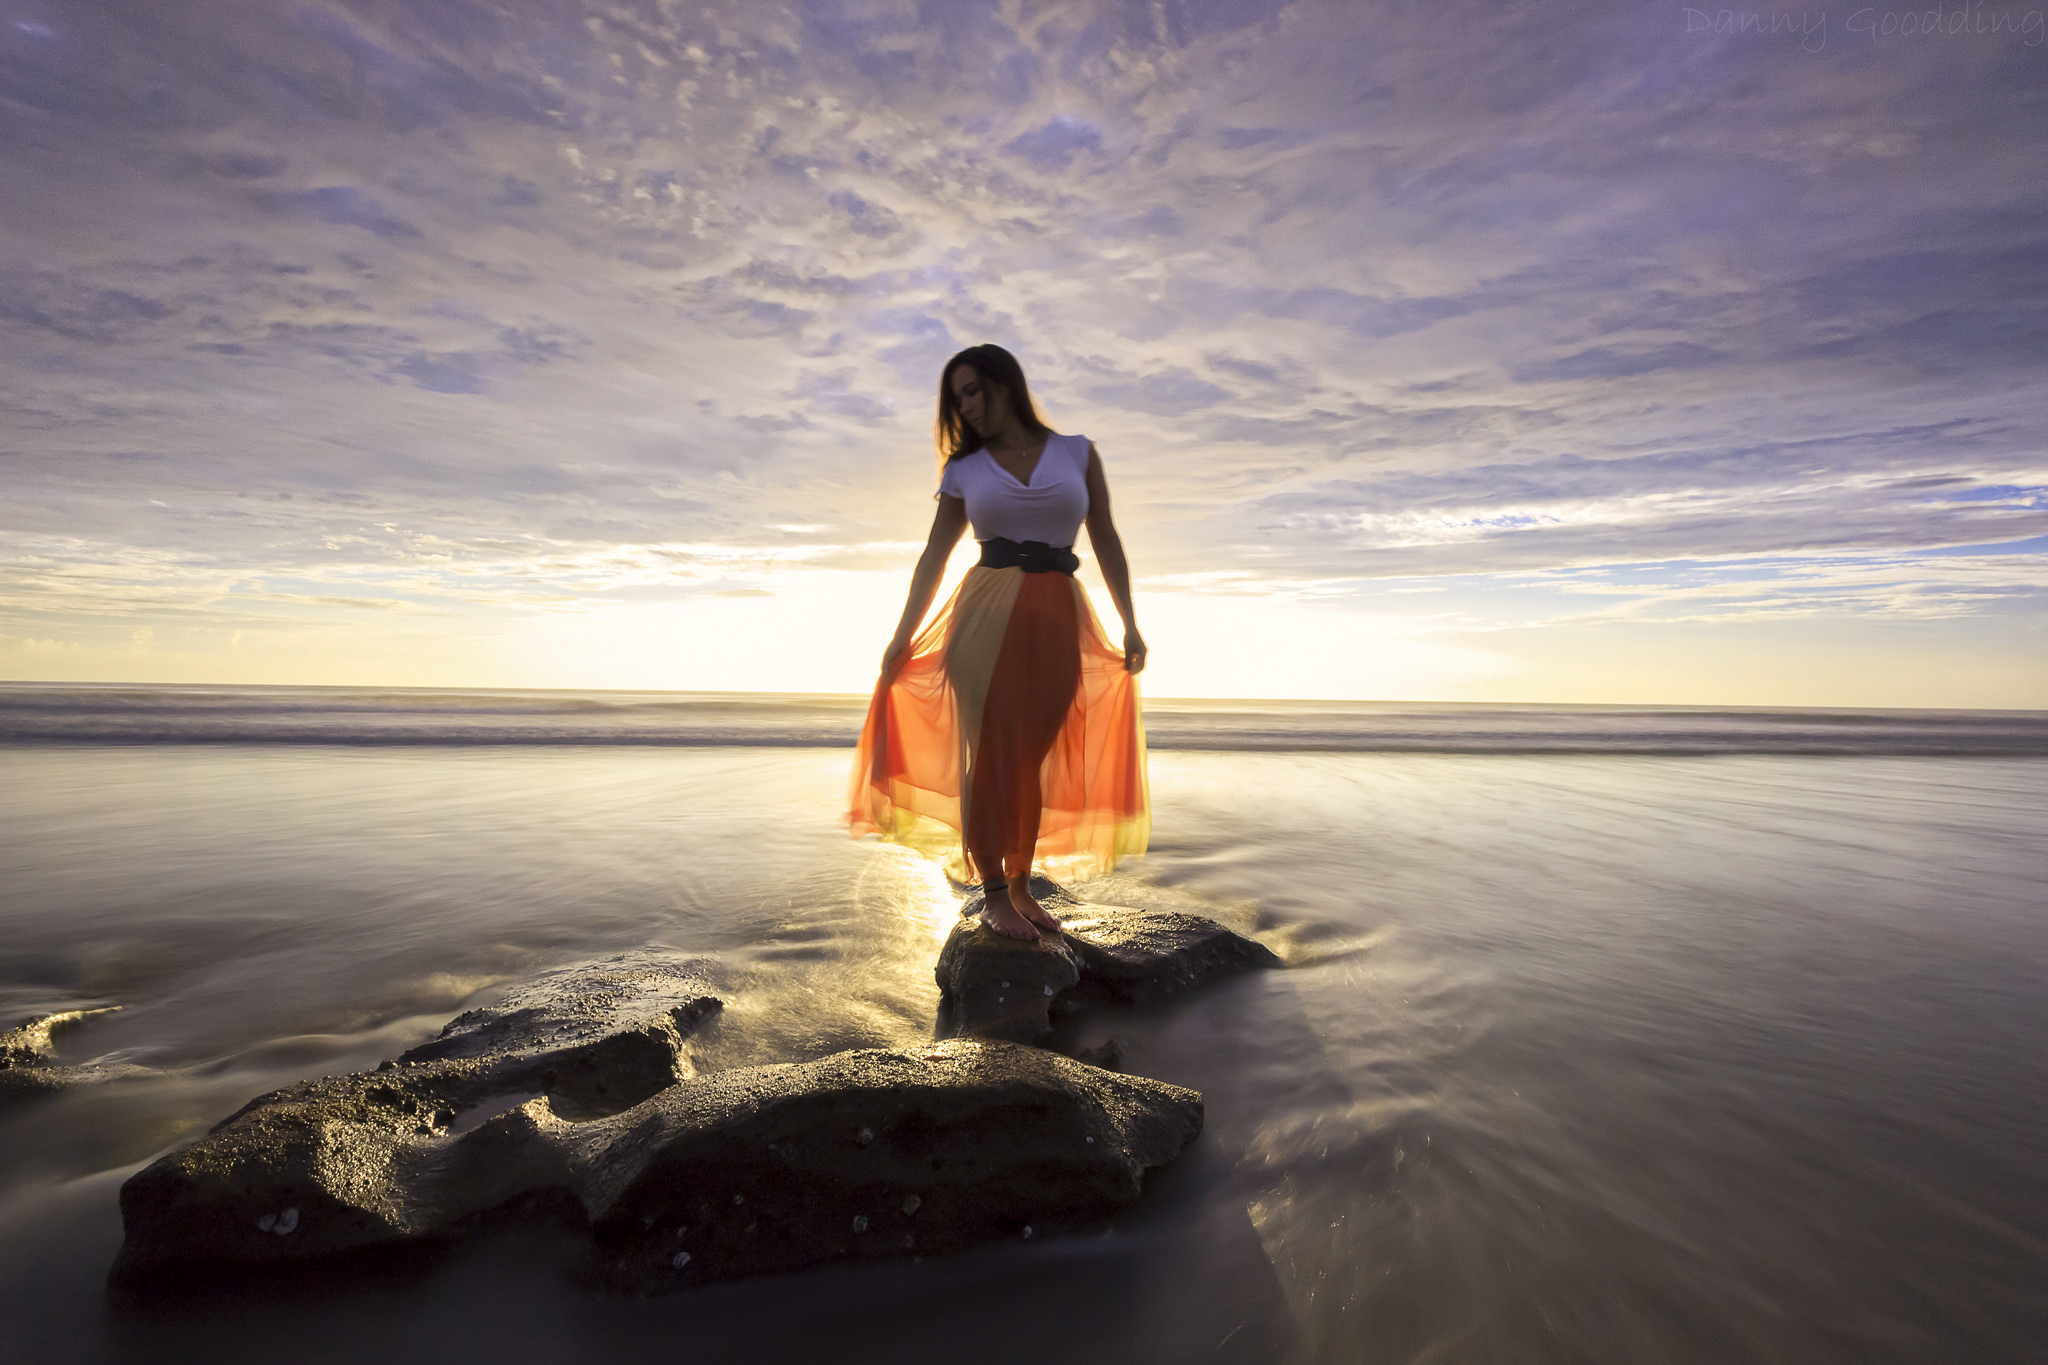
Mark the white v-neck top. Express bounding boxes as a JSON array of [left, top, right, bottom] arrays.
[[938, 431, 1092, 546]]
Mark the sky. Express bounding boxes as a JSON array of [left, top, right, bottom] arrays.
[[2, 0, 2044, 705]]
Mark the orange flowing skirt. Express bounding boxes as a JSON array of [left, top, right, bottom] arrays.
[[849, 565, 1149, 886]]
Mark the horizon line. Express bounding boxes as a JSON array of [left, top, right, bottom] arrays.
[[2, 678, 2044, 717]]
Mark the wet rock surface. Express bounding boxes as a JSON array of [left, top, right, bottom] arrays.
[[115, 1026, 1199, 1291], [937, 884, 1281, 1043], [114, 952, 721, 1280], [112, 887, 1256, 1293], [933, 922, 1083, 1044], [395, 949, 723, 1118], [582, 1039, 1201, 1291], [117, 1055, 581, 1277], [1059, 904, 1283, 1005]]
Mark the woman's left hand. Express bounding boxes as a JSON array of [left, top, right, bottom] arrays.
[[1123, 629, 1148, 674]]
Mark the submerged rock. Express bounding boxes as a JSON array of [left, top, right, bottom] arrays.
[[1, 1006, 117, 1069], [935, 889, 1281, 1043], [114, 952, 721, 1280], [0, 1005, 152, 1111], [0, 1062, 151, 1109], [1072, 1037, 1125, 1071]]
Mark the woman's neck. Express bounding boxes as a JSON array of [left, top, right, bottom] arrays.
[[981, 413, 1034, 454]]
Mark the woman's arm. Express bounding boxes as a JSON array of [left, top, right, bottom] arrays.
[[1083, 445, 1147, 674], [881, 493, 970, 675]]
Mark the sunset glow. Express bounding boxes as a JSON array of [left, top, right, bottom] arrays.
[[3, 3, 2043, 704]]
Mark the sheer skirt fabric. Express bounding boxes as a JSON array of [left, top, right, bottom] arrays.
[[849, 565, 1149, 885]]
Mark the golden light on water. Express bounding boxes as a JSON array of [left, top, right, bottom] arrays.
[[902, 855, 963, 948], [846, 838, 962, 949]]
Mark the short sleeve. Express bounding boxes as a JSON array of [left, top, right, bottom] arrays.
[[938, 457, 964, 500]]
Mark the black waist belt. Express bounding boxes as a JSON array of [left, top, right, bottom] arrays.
[[977, 537, 1080, 575]]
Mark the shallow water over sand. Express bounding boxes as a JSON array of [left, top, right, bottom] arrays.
[[2, 740, 2046, 1363]]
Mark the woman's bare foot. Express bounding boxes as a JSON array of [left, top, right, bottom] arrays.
[[1009, 880, 1062, 934], [978, 895, 1040, 940]]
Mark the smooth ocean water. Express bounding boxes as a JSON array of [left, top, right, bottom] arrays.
[[2, 687, 2045, 1363]]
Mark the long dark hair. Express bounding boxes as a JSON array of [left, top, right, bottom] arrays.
[[935, 344, 1050, 464]]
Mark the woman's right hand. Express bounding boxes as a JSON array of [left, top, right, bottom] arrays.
[[880, 636, 912, 679]]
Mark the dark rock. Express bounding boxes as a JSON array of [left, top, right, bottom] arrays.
[[115, 1033, 1200, 1293], [113, 953, 721, 1281], [111, 941, 1215, 1292], [933, 923, 1082, 1044], [395, 949, 722, 1119], [578, 1039, 1202, 1292], [1060, 904, 1283, 1005], [935, 889, 1280, 1042], [1073, 1037, 1125, 1071], [116, 1059, 571, 1277]]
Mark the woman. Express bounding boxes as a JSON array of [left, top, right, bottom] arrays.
[[849, 344, 1149, 941]]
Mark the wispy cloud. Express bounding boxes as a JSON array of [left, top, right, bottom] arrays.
[[1, 0, 2043, 698]]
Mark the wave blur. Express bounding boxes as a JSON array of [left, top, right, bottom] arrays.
[[4, 682, 2045, 753], [2, 700, 2045, 1362]]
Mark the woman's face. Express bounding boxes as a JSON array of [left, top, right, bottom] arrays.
[[950, 364, 1006, 436]]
